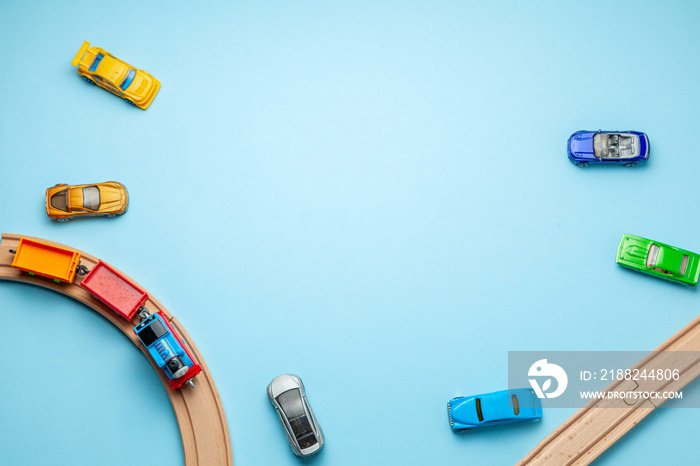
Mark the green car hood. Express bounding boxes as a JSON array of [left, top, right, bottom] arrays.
[[616, 235, 651, 268]]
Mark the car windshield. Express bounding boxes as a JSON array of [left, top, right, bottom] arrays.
[[277, 389, 305, 418], [82, 186, 100, 210], [89, 53, 104, 72], [120, 68, 136, 90], [277, 389, 317, 448], [50, 189, 68, 212], [646, 244, 660, 268]]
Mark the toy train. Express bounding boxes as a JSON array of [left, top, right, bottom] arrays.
[[10, 237, 202, 389], [135, 311, 202, 389]]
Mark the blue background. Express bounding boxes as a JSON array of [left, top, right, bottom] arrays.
[[1, 1, 699, 464]]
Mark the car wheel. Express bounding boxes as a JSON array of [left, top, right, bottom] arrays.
[[576, 162, 588, 167], [124, 98, 136, 106], [56, 218, 71, 223], [624, 163, 637, 168], [82, 76, 95, 85], [106, 214, 116, 218]]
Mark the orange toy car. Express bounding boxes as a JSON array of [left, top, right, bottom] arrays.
[[45, 182, 129, 222], [71, 41, 160, 109]]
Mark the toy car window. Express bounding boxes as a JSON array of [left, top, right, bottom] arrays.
[[277, 389, 318, 448], [82, 186, 100, 210], [50, 189, 68, 212], [593, 133, 608, 158], [277, 388, 318, 449], [120, 69, 136, 90], [138, 319, 168, 347], [277, 389, 305, 418], [293, 417, 317, 449], [680, 255, 689, 275], [89, 53, 104, 72], [646, 244, 660, 268], [475, 398, 484, 422], [512, 394, 520, 415]]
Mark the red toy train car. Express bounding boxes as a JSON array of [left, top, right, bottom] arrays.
[[80, 260, 148, 321]]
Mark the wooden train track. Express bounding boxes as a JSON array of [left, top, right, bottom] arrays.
[[0, 233, 233, 466], [517, 315, 700, 465]]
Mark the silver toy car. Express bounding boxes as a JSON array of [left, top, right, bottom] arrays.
[[267, 374, 324, 456]]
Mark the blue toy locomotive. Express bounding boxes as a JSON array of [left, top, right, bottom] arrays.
[[134, 310, 202, 389]]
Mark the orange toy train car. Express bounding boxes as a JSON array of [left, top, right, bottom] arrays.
[[11, 238, 82, 283]]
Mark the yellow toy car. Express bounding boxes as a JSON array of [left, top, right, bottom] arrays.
[[71, 41, 160, 109], [45, 182, 129, 222]]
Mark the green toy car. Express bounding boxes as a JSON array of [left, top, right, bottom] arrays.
[[616, 234, 700, 286]]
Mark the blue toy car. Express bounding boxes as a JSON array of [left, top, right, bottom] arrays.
[[447, 388, 542, 431], [567, 130, 649, 167]]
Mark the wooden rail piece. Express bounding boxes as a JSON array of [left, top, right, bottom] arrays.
[[0, 233, 233, 466], [517, 315, 700, 466]]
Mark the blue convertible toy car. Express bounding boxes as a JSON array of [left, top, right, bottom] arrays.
[[447, 388, 542, 431], [567, 130, 649, 167]]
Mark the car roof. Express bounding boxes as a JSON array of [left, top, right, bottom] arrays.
[[461, 389, 539, 424], [95, 55, 128, 82], [655, 246, 688, 274]]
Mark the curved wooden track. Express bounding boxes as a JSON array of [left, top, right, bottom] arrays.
[[517, 315, 700, 465], [0, 233, 233, 466]]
